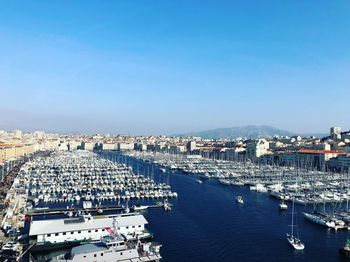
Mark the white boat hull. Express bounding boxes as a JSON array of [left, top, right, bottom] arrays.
[[287, 234, 305, 250]]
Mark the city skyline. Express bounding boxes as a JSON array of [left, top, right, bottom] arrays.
[[1, 1, 349, 135], [0, 125, 344, 138]]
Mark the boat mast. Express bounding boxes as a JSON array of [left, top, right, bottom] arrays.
[[291, 165, 297, 238], [347, 169, 349, 212], [291, 196, 295, 237]]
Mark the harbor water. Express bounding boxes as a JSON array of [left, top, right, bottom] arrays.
[[32, 152, 349, 262], [108, 152, 349, 262]]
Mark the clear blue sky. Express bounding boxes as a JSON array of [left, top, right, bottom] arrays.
[[0, 0, 349, 135]]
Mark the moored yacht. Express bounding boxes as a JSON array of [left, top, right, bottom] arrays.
[[51, 221, 161, 262], [286, 173, 304, 250], [29, 212, 152, 251], [303, 211, 346, 230], [279, 201, 288, 211], [132, 204, 149, 211]]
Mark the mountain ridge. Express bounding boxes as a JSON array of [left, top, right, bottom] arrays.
[[175, 125, 327, 139]]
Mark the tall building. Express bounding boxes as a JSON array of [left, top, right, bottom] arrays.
[[34, 131, 45, 139], [246, 139, 270, 159], [187, 141, 196, 152], [330, 127, 342, 140], [13, 129, 22, 139], [81, 141, 96, 151]]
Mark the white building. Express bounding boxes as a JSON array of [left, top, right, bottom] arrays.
[[101, 143, 117, 150], [169, 145, 186, 154], [117, 143, 134, 151], [58, 141, 69, 151], [13, 129, 22, 139], [67, 141, 81, 151], [34, 131, 45, 139], [246, 139, 270, 159], [330, 127, 342, 140], [187, 141, 196, 152], [29, 213, 150, 250], [81, 142, 96, 151]]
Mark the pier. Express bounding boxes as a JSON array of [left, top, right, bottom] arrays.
[[26, 203, 168, 217]]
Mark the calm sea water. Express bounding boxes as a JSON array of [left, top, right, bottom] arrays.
[[32, 152, 350, 262], [111, 153, 349, 262]]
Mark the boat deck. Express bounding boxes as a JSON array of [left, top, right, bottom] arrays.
[[120, 254, 162, 261]]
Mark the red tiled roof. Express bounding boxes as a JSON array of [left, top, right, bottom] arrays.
[[297, 149, 346, 154], [0, 144, 22, 148], [200, 146, 225, 151]]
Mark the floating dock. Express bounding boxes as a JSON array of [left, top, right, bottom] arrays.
[[26, 203, 170, 216]]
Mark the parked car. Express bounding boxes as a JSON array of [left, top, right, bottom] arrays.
[[5, 228, 20, 238]]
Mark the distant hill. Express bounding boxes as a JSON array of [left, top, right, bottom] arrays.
[[175, 125, 325, 139], [299, 132, 328, 139]]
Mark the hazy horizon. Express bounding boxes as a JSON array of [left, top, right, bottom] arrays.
[[0, 124, 339, 137], [1, 1, 349, 135]]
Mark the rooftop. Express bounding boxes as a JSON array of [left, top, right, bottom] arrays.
[[29, 213, 148, 236], [297, 149, 346, 155]]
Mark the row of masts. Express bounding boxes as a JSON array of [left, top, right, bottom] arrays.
[[17, 151, 177, 206]]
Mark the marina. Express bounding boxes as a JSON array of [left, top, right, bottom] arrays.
[[22, 151, 177, 207], [50, 232, 162, 262], [1, 150, 350, 261], [1, 0, 350, 260], [127, 151, 350, 206], [113, 153, 350, 261], [0, 151, 175, 261]]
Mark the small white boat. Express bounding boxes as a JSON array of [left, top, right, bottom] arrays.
[[236, 196, 244, 204], [219, 179, 230, 185], [250, 183, 267, 192], [132, 205, 149, 211], [279, 201, 288, 210], [83, 201, 92, 209], [197, 180, 203, 184], [287, 233, 305, 250], [163, 199, 172, 211]]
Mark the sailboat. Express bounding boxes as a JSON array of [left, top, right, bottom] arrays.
[[286, 200, 305, 250], [287, 162, 305, 250]]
